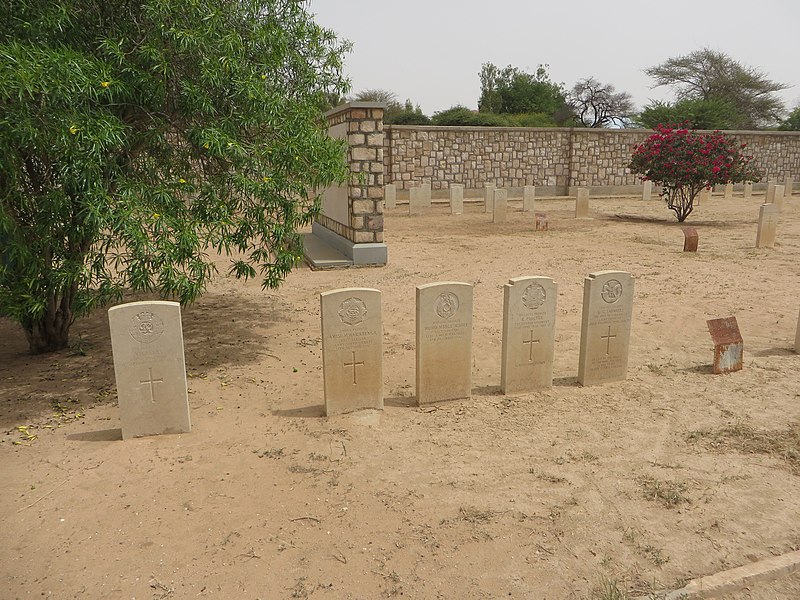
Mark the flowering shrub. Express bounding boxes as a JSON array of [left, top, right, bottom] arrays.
[[629, 124, 763, 221]]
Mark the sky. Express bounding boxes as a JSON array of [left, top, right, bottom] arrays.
[[307, 0, 800, 117]]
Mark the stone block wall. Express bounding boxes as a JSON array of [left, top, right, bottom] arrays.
[[384, 126, 800, 192]]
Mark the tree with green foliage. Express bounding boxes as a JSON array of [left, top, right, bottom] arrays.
[[568, 77, 634, 128], [778, 106, 800, 131], [629, 124, 762, 222], [637, 98, 741, 130], [0, 0, 351, 354], [645, 48, 788, 129], [351, 89, 429, 124], [478, 63, 567, 120]]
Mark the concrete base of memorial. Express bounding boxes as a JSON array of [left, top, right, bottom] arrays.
[[304, 222, 387, 269]]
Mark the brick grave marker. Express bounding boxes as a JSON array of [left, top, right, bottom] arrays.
[[493, 188, 507, 223], [501, 276, 557, 394], [523, 185, 535, 212], [384, 184, 396, 210], [682, 226, 699, 252], [575, 188, 589, 218], [320, 288, 383, 415], [707, 317, 743, 374], [416, 282, 473, 405], [484, 183, 495, 213], [577, 271, 634, 386], [535, 212, 548, 231], [450, 184, 464, 215], [108, 301, 191, 439], [755, 203, 779, 248]]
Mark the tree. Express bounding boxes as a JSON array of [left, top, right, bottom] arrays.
[[645, 48, 788, 129], [778, 106, 800, 131], [351, 89, 429, 124], [0, 0, 351, 353], [478, 63, 567, 117], [629, 124, 762, 222], [568, 77, 634, 128], [637, 98, 740, 130]]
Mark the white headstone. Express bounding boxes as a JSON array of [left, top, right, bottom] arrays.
[[409, 187, 423, 215], [755, 203, 779, 248], [642, 180, 653, 201], [416, 282, 473, 405], [108, 301, 190, 439], [773, 184, 785, 211], [577, 271, 634, 386], [493, 188, 507, 223], [421, 182, 432, 208], [575, 188, 589, 218], [484, 183, 495, 213], [450, 184, 464, 215], [384, 184, 396, 210], [320, 288, 383, 416], [724, 182, 734, 198], [501, 276, 557, 394], [765, 182, 777, 204], [523, 186, 536, 212], [785, 177, 794, 198], [743, 182, 753, 198], [795, 306, 800, 353]]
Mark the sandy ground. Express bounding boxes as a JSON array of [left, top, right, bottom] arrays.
[[2, 192, 800, 600]]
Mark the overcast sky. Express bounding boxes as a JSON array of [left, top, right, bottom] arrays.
[[307, 0, 800, 117]]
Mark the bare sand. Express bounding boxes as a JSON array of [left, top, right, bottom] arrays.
[[2, 192, 800, 599]]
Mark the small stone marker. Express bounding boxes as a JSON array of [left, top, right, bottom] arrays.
[[108, 301, 190, 440], [575, 188, 589, 218], [523, 185, 535, 212], [320, 288, 383, 416], [795, 306, 800, 353], [535, 212, 548, 231], [743, 182, 753, 198], [409, 187, 423, 215], [765, 182, 777, 204], [384, 184, 396, 210], [577, 271, 634, 386], [501, 276, 557, 394], [484, 183, 495, 213], [724, 182, 734, 198], [416, 282, 473, 405], [492, 188, 507, 223], [421, 182, 432, 208], [755, 203, 779, 248], [450, 184, 464, 215], [682, 226, 699, 252], [707, 317, 743, 374], [786, 177, 794, 198], [773, 184, 785, 211], [642, 180, 653, 201]]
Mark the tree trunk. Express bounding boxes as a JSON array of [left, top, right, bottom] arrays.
[[23, 289, 74, 354]]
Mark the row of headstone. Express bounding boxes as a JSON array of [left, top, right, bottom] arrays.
[[385, 183, 539, 218], [319, 270, 635, 415]]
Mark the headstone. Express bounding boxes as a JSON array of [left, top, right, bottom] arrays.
[[707, 317, 743, 374], [523, 186, 536, 212], [484, 183, 495, 213], [409, 187, 423, 215], [501, 276, 557, 394], [416, 282, 473, 405], [108, 301, 190, 439], [575, 188, 589, 218], [755, 203, 779, 248], [320, 288, 383, 416], [765, 182, 777, 204], [535, 212, 548, 231], [795, 306, 800, 352], [642, 180, 653, 201], [724, 182, 734, 198], [450, 184, 464, 215], [743, 182, 753, 198], [421, 182, 432, 208], [492, 188, 507, 223], [696, 187, 711, 205], [682, 226, 699, 252], [384, 184, 396, 210], [773, 184, 785, 211], [786, 177, 794, 198], [577, 271, 634, 386]]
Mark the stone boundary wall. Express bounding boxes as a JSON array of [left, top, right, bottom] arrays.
[[384, 126, 800, 193]]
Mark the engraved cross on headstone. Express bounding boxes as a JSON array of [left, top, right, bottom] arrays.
[[139, 367, 164, 402], [343, 351, 364, 385], [522, 330, 540, 362], [601, 325, 616, 355]]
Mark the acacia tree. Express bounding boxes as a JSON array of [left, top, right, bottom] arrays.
[[629, 125, 762, 222], [645, 48, 788, 129], [0, 0, 351, 353], [569, 77, 634, 128]]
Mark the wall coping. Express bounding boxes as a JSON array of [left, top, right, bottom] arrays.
[[325, 101, 386, 119], [385, 125, 800, 137]]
